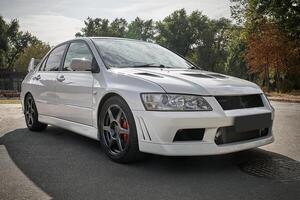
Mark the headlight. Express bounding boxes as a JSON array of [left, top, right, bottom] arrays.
[[141, 93, 212, 111]]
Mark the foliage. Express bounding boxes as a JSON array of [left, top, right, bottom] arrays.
[[231, 0, 300, 39], [75, 17, 111, 37], [75, 16, 155, 41], [76, 10, 234, 75], [14, 41, 50, 72], [1, 3, 299, 92], [156, 9, 194, 56], [253, 0, 300, 39], [225, 25, 248, 79], [191, 16, 231, 73], [230, 0, 300, 92], [246, 23, 288, 91], [110, 18, 128, 37], [0, 16, 39, 70], [126, 17, 154, 41]]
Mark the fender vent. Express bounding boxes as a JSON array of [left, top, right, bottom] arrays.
[[137, 117, 152, 141]]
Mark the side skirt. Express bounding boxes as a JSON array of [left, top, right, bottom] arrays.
[[39, 115, 99, 140]]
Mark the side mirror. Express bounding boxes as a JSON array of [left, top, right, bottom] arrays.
[[70, 58, 92, 71], [28, 58, 40, 72], [70, 58, 100, 73]]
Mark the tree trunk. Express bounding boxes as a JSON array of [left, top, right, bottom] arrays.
[[265, 64, 270, 92], [275, 66, 280, 93]]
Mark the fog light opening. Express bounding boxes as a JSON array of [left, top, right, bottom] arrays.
[[173, 128, 205, 142]]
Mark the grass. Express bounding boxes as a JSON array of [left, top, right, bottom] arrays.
[[266, 90, 300, 103]]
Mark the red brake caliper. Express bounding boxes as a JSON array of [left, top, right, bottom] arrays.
[[120, 119, 129, 143]]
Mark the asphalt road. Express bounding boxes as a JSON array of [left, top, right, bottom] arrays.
[[0, 101, 299, 200]]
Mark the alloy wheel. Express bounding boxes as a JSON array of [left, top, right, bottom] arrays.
[[25, 97, 35, 126], [103, 104, 130, 155]]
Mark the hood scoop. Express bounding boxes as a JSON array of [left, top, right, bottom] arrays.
[[135, 72, 163, 78], [182, 73, 214, 78], [207, 74, 228, 79]]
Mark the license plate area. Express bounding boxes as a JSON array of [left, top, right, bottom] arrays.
[[234, 113, 272, 132]]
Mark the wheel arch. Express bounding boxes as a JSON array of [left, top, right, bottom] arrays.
[[96, 92, 126, 132], [23, 92, 33, 113]]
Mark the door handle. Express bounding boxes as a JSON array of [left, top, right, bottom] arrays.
[[33, 74, 41, 80], [57, 75, 65, 82]]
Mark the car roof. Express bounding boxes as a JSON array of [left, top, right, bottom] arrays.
[[62, 37, 147, 45]]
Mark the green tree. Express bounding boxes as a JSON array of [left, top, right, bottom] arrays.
[[14, 41, 50, 72], [75, 17, 155, 41], [0, 17, 38, 70], [76, 17, 129, 38], [109, 18, 128, 37], [156, 9, 194, 56], [231, 0, 300, 39], [126, 17, 154, 41], [191, 15, 231, 72], [76, 17, 111, 37], [230, 0, 300, 91], [225, 26, 248, 79], [0, 16, 8, 66], [155, 9, 231, 72]]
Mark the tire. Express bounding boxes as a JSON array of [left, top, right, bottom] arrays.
[[24, 94, 48, 131], [99, 96, 145, 163]]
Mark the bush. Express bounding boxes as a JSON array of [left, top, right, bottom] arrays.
[[280, 79, 294, 93]]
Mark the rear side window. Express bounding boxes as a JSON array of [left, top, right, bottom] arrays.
[[43, 44, 67, 71], [63, 42, 93, 71]]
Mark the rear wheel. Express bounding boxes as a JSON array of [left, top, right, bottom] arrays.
[[24, 94, 47, 131], [99, 96, 145, 163]]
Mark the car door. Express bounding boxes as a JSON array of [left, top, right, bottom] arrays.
[[33, 44, 67, 118], [55, 41, 94, 126]]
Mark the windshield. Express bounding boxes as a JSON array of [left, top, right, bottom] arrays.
[[92, 38, 196, 69]]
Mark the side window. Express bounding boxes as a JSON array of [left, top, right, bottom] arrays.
[[39, 59, 46, 71], [43, 44, 67, 71], [63, 42, 93, 71]]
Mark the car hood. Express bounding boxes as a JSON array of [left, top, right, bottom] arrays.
[[110, 68, 262, 95]]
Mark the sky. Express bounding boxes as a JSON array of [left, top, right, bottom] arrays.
[[0, 0, 232, 45]]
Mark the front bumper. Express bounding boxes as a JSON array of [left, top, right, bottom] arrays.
[[133, 96, 274, 156]]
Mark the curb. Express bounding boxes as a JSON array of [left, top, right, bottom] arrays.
[[268, 97, 300, 103]]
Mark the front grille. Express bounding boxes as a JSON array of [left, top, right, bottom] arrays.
[[215, 94, 263, 110], [215, 127, 269, 145]]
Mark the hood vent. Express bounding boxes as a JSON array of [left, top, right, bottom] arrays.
[[135, 72, 163, 78], [182, 73, 214, 78], [207, 74, 228, 79]]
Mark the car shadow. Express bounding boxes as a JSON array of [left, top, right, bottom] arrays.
[[0, 127, 299, 200]]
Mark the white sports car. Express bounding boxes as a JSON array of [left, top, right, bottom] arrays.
[[21, 37, 274, 163]]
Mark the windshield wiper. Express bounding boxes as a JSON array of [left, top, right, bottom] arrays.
[[135, 64, 167, 68]]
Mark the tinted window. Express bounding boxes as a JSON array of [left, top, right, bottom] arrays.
[[63, 42, 93, 71], [38, 59, 46, 71], [44, 44, 66, 71]]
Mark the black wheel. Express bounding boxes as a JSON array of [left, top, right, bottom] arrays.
[[24, 94, 47, 131], [99, 96, 145, 163]]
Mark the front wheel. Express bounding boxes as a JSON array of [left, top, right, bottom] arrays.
[[99, 96, 145, 163], [24, 94, 47, 131]]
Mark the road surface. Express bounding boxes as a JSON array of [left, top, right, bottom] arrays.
[[0, 101, 299, 200]]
